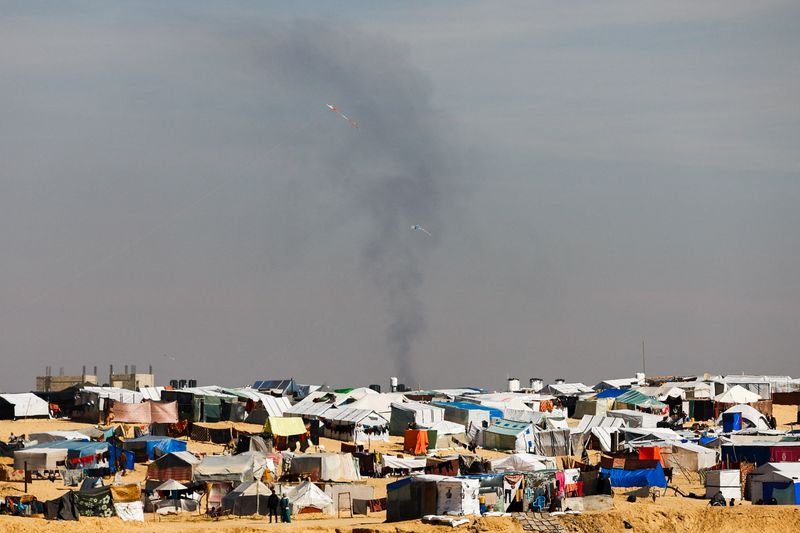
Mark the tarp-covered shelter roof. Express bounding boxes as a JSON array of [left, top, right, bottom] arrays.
[[0, 393, 51, 418], [594, 388, 628, 399], [265, 416, 307, 436], [614, 390, 666, 409]]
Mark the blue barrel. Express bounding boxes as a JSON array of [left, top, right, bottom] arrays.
[[722, 412, 742, 432]]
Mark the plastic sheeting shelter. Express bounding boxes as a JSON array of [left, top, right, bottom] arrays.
[[123, 436, 187, 462], [481, 418, 534, 452], [669, 441, 718, 471], [286, 480, 334, 515], [286, 452, 360, 482], [0, 393, 50, 419], [599, 457, 667, 488], [607, 409, 662, 428], [221, 480, 271, 516], [387, 476, 439, 522], [490, 453, 551, 472], [194, 452, 268, 483], [14, 440, 109, 470], [436, 477, 480, 516], [389, 401, 444, 436]]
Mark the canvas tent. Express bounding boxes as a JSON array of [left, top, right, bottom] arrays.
[[481, 418, 534, 452], [715, 385, 761, 404], [147, 451, 200, 481], [749, 463, 800, 504], [286, 452, 360, 482], [194, 451, 268, 483], [321, 408, 389, 444], [286, 480, 334, 514], [0, 393, 50, 419], [221, 480, 272, 516], [389, 401, 444, 436], [490, 453, 552, 472], [421, 420, 467, 449], [436, 477, 480, 516], [433, 401, 501, 428], [387, 475, 439, 522], [669, 441, 717, 471], [607, 409, 662, 428]]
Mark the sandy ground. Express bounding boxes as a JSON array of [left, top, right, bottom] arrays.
[[2, 414, 800, 532]]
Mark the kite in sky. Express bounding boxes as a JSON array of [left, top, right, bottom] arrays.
[[326, 104, 358, 128], [411, 224, 432, 237]]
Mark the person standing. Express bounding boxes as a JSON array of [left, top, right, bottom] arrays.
[[267, 490, 279, 523], [279, 493, 291, 523]]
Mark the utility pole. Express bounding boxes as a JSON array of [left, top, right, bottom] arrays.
[[642, 340, 646, 376]]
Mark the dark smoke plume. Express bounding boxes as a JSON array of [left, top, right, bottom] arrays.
[[256, 21, 452, 385]]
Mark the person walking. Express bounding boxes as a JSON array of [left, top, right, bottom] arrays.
[[279, 493, 291, 523], [267, 490, 279, 523]]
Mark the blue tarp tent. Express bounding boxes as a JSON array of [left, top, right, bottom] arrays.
[[600, 461, 667, 488], [123, 435, 187, 461], [594, 388, 628, 399], [108, 444, 135, 472], [762, 481, 800, 505]]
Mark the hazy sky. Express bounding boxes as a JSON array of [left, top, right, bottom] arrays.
[[2, 2, 799, 392]]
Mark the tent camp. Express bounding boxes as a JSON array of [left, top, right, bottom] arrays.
[[0, 393, 50, 419], [481, 418, 534, 452], [147, 451, 200, 481], [389, 401, 444, 436], [194, 451, 269, 483], [286, 480, 334, 515], [221, 480, 272, 516], [612, 390, 667, 412], [286, 452, 360, 482], [715, 385, 761, 404]]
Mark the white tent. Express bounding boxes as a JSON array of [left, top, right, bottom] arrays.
[[322, 408, 389, 443], [13, 447, 68, 470], [749, 462, 800, 503], [0, 393, 50, 418], [286, 480, 334, 514], [435, 477, 480, 516], [715, 385, 761, 404], [718, 404, 770, 430], [607, 409, 662, 428], [490, 453, 553, 472], [194, 452, 268, 483], [389, 401, 444, 436], [286, 452, 360, 481]]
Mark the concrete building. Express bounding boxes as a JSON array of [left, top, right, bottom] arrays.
[[36, 369, 98, 392]]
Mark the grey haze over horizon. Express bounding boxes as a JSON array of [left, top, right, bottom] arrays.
[[1, 2, 799, 393]]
